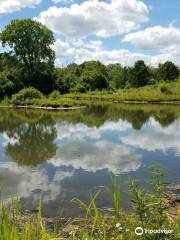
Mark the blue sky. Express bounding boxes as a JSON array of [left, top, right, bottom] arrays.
[[0, 0, 180, 66]]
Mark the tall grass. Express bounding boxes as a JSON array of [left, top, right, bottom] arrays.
[[0, 198, 59, 240]]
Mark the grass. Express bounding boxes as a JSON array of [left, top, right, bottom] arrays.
[[64, 79, 180, 103], [0, 167, 179, 240], [1, 80, 180, 108]]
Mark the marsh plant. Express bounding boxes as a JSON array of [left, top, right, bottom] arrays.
[[128, 166, 179, 240]]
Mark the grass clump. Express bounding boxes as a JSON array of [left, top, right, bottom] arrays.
[[48, 91, 61, 100], [0, 198, 59, 240], [11, 88, 44, 105]]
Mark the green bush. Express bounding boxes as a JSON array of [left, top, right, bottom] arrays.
[[72, 83, 87, 93], [160, 84, 171, 94], [48, 90, 61, 99], [11, 87, 44, 105]]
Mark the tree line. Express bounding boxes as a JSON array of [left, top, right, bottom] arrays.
[[0, 19, 179, 97]]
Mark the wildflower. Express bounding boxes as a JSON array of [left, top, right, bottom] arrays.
[[116, 223, 121, 228]]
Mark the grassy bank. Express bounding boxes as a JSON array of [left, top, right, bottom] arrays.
[[1, 80, 180, 109], [0, 167, 179, 240], [64, 80, 180, 104]]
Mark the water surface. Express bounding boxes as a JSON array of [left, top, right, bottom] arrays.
[[0, 104, 179, 216]]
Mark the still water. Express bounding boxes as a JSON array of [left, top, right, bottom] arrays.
[[0, 104, 179, 216]]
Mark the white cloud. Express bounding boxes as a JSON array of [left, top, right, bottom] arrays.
[[123, 25, 180, 51], [0, 0, 42, 13], [53, 38, 176, 66], [122, 25, 180, 65], [53, 29, 180, 66], [36, 0, 149, 38]]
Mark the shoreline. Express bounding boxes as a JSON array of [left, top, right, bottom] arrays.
[[13, 187, 180, 238], [1, 99, 180, 111], [0, 105, 86, 110]]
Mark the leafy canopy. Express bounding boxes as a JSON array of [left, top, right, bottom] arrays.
[[158, 61, 179, 81], [0, 19, 55, 75]]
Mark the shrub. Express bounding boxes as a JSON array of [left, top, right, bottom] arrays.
[[11, 87, 44, 105], [160, 84, 171, 94], [48, 90, 61, 99], [72, 83, 87, 93]]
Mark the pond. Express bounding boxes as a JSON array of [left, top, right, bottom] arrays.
[[0, 104, 180, 217]]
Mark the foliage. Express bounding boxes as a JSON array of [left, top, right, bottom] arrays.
[[0, 19, 55, 93], [0, 53, 23, 97], [49, 90, 61, 99], [160, 83, 171, 94], [107, 64, 126, 89], [0, 198, 59, 240], [0, 19, 55, 75], [158, 61, 179, 81], [71, 82, 87, 93], [128, 166, 169, 240], [129, 60, 150, 87], [80, 70, 108, 91], [11, 87, 44, 105]]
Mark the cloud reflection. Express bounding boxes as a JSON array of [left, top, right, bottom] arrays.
[[0, 161, 73, 202], [122, 118, 180, 155]]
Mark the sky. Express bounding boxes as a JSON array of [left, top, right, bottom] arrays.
[[0, 0, 180, 66]]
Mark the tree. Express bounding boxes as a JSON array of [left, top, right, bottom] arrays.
[[130, 60, 150, 87], [80, 61, 108, 76], [80, 70, 108, 91], [107, 64, 127, 89], [158, 61, 179, 81], [0, 53, 23, 97], [0, 19, 55, 90], [79, 61, 109, 91]]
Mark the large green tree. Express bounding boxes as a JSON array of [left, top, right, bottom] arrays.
[[79, 61, 109, 91], [158, 61, 179, 81], [0, 19, 55, 92], [130, 60, 150, 87]]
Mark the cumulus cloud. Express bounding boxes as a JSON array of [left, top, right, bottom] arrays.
[[36, 0, 149, 38], [0, 0, 42, 13], [122, 25, 180, 51], [122, 25, 180, 65], [53, 38, 177, 66]]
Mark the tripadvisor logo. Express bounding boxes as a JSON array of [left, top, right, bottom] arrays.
[[135, 227, 173, 235], [135, 227, 144, 235]]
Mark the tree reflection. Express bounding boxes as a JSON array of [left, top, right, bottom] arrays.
[[154, 111, 176, 127], [5, 123, 57, 166]]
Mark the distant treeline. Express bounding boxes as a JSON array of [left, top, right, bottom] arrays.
[[0, 19, 179, 97]]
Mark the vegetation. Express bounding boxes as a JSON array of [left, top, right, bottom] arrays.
[[0, 19, 55, 94], [0, 19, 180, 105], [0, 167, 179, 239]]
